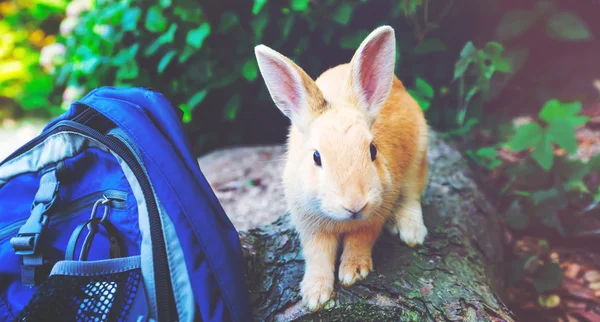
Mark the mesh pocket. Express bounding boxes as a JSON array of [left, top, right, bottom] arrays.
[[14, 261, 142, 322]]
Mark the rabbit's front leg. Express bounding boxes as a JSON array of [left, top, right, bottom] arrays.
[[298, 229, 338, 311], [391, 197, 428, 247], [338, 221, 383, 286]]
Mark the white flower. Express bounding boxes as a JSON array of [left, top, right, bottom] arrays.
[[40, 43, 66, 70], [93, 24, 111, 38], [63, 86, 85, 103], [66, 0, 92, 18], [60, 17, 79, 36]]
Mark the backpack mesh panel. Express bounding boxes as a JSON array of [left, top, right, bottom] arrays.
[[13, 268, 141, 322]]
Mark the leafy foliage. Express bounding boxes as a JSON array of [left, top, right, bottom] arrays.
[[0, 0, 66, 117], [408, 78, 434, 111], [452, 1, 596, 297], [40, 0, 477, 154], [509, 100, 588, 170]]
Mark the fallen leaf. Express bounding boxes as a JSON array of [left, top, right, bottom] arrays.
[[420, 283, 433, 296], [594, 80, 600, 93], [584, 270, 600, 283]]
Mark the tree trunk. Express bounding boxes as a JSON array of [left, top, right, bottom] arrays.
[[199, 131, 514, 322]]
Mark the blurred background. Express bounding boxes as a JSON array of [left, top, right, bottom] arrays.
[[1, 0, 600, 320]]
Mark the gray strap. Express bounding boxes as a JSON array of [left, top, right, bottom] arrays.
[[10, 168, 59, 286], [35, 170, 59, 203], [21, 255, 43, 286]]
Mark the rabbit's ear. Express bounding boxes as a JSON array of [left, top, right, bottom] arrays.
[[255, 45, 327, 132], [349, 26, 396, 124]]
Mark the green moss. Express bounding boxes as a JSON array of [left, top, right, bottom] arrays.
[[399, 310, 423, 322], [293, 304, 408, 322]]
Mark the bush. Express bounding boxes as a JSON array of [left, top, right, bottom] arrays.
[[0, 0, 66, 119], [48, 0, 479, 155]]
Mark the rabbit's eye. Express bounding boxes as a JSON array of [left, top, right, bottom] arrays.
[[370, 143, 377, 162], [313, 151, 322, 167]]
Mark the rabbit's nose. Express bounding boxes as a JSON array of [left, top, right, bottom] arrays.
[[343, 201, 368, 219]]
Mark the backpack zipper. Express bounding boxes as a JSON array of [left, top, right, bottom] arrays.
[[0, 116, 178, 321]]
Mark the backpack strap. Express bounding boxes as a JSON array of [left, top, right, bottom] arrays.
[[10, 166, 60, 286]]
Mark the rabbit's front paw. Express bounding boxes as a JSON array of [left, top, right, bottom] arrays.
[[300, 274, 334, 311], [338, 255, 373, 286], [397, 217, 428, 247], [392, 200, 428, 247]]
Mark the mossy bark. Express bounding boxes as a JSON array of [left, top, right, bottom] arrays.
[[238, 131, 514, 322]]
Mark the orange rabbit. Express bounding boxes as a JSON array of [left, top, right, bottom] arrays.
[[254, 25, 429, 311]]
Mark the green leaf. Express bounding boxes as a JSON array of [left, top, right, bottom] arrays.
[[122, 8, 141, 31], [158, 50, 176, 74], [251, 11, 269, 41], [476, 147, 497, 158], [496, 10, 538, 41], [178, 46, 196, 63], [179, 104, 192, 123], [509, 123, 543, 152], [218, 11, 240, 33], [145, 24, 178, 56], [505, 200, 529, 230], [532, 189, 559, 204], [187, 23, 211, 49], [483, 41, 504, 56], [539, 99, 581, 122], [281, 13, 295, 39], [532, 133, 554, 171], [242, 59, 258, 81], [406, 290, 421, 299], [113, 44, 139, 65], [492, 56, 512, 73], [145, 5, 168, 33], [454, 42, 477, 80], [545, 12, 592, 41], [253, 0, 267, 15], [414, 38, 447, 55], [332, 3, 353, 25], [80, 57, 100, 74], [407, 90, 431, 111], [117, 60, 139, 80], [160, 0, 172, 8], [224, 94, 241, 121], [174, 6, 202, 22], [291, 0, 309, 11], [415, 78, 434, 98], [532, 262, 563, 293], [547, 119, 578, 154], [187, 90, 208, 110]]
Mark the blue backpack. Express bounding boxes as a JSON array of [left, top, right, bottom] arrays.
[[0, 87, 252, 321]]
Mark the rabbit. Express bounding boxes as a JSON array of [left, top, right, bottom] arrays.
[[254, 25, 429, 311]]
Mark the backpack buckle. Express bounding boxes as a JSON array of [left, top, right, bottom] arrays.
[[10, 168, 60, 286], [10, 192, 57, 256]]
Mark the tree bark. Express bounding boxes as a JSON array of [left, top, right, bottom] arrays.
[[200, 131, 514, 322]]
